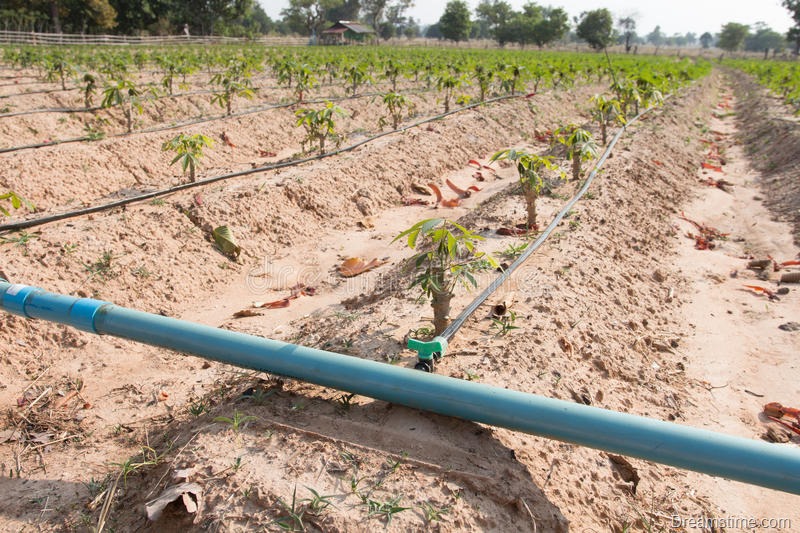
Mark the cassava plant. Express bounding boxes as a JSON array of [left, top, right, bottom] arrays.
[[344, 63, 372, 96], [379, 91, 414, 130], [0, 191, 34, 217], [295, 102, 347, 154], [590, 94, 624, 145], [82, 73, 97, 109], [435, 72, 467, 113], [101, 78, 154, 133], [210, 74, 255, 116], [394, 219, 497, 335], [161, 133, 214, 182], [555, 125, 599, 181], [490, 149, 565, 229]]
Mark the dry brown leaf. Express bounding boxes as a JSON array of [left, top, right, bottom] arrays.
[[145, 482, 203, 522], [339, 257, 387, 277], [233, 308, 262, 318]]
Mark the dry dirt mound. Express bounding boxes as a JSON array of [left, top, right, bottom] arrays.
[[731, 70, 800, 245]]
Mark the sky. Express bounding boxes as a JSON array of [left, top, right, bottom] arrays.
[[259, 0, 794, 37]]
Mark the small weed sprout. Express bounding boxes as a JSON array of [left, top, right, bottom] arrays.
[[84, 251, 116, 282], [275, 486, 305, 531], [394, 219, 497, 335], [295, 102, 347, 154], [214, 410, 256, 433], [421, 501, 450, 523], [490, 149, 565, 229], [491, 310, 520, 336], [161, 133, 214, 182], [366, 495, 409, 526]]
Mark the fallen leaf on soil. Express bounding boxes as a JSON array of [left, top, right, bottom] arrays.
[[446, 179, 480, 198], [339, 257, 387, 277], [157, 390, 169, 402], [53, 390, 79, 409], [558, 337, 573, 356], [743, 284, 780, 301], [259, 150, 277, 157], [428, 183, 461, 207], [193, 193, 203, 206], [221, 132, 235, 148], [410, 183, 431, 195], [524, 92, 536, 98], [212, 226, 241, 259], [0, 429, 20, 443], [497, 226, 536, 236], [145, 482, 203, 522], [607, 454, 640, 494], [402, 197, 428, 206], [701, 177, 733, 192], [766, 426, 792, 443], [701, 162, 723, 172], [254, 298, 292, 309], [233, 309, 261, 318]]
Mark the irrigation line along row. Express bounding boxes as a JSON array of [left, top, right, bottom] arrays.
[[0, 86, 436, 155], [0, 93, 520, 233], [440, 99, 668, 343]]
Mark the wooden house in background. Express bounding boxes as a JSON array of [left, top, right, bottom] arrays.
[[320, 21, 376, 45]]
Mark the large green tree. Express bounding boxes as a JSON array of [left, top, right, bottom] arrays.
[[784, 0, 800, 54], [699, 31, 713, 48], [4, 0, 117, 33], [438, 0, 471, 41], [618, 16, 635, 53], [576, 8, 613, 50], [745, 22, 786, 52], [281, 0, 342, 36], [475, 0, 512, 40], [528, 5, 568, 48], [718, 22, 749, 52]]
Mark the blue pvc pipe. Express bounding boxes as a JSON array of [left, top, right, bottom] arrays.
[[2, 280, 799, 495]]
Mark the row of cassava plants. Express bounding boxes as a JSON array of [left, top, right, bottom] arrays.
[[2, 44, 709, 111]]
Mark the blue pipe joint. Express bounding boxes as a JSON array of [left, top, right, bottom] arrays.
[[0, 283, 108, 334], [1, 283, 40, 318]]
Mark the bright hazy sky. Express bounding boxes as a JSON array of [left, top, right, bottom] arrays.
[[259, 0, 794, 37]]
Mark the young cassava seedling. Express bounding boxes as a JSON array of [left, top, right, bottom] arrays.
[[555, 125, 599, 181], [379, 91, 414, 130], [394, 218, 497, 335], [490, 149, 565, 229], [295, 102, 347, 154], [590, 94, 625, 145], [161, 133, 214, 182]]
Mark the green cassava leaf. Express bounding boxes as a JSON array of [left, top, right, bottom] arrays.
[[212, 225, 241, 258]]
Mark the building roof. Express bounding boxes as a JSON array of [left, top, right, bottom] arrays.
[[322, 21, 375, 35]]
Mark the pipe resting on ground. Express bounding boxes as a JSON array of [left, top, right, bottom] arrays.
[[1, 280, 799, 495]]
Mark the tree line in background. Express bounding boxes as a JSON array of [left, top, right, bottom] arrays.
[[0, 0, 798, 55]]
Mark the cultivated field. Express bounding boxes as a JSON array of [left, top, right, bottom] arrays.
[[0, 45, 799, 531]]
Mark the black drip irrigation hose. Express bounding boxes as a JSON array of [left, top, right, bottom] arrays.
[[440, 100, 667, 343], [0, 93, 520, 233], [0, 87, 436, 155]]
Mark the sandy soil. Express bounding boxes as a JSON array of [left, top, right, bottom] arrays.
[[0, 66, 798, 532]]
